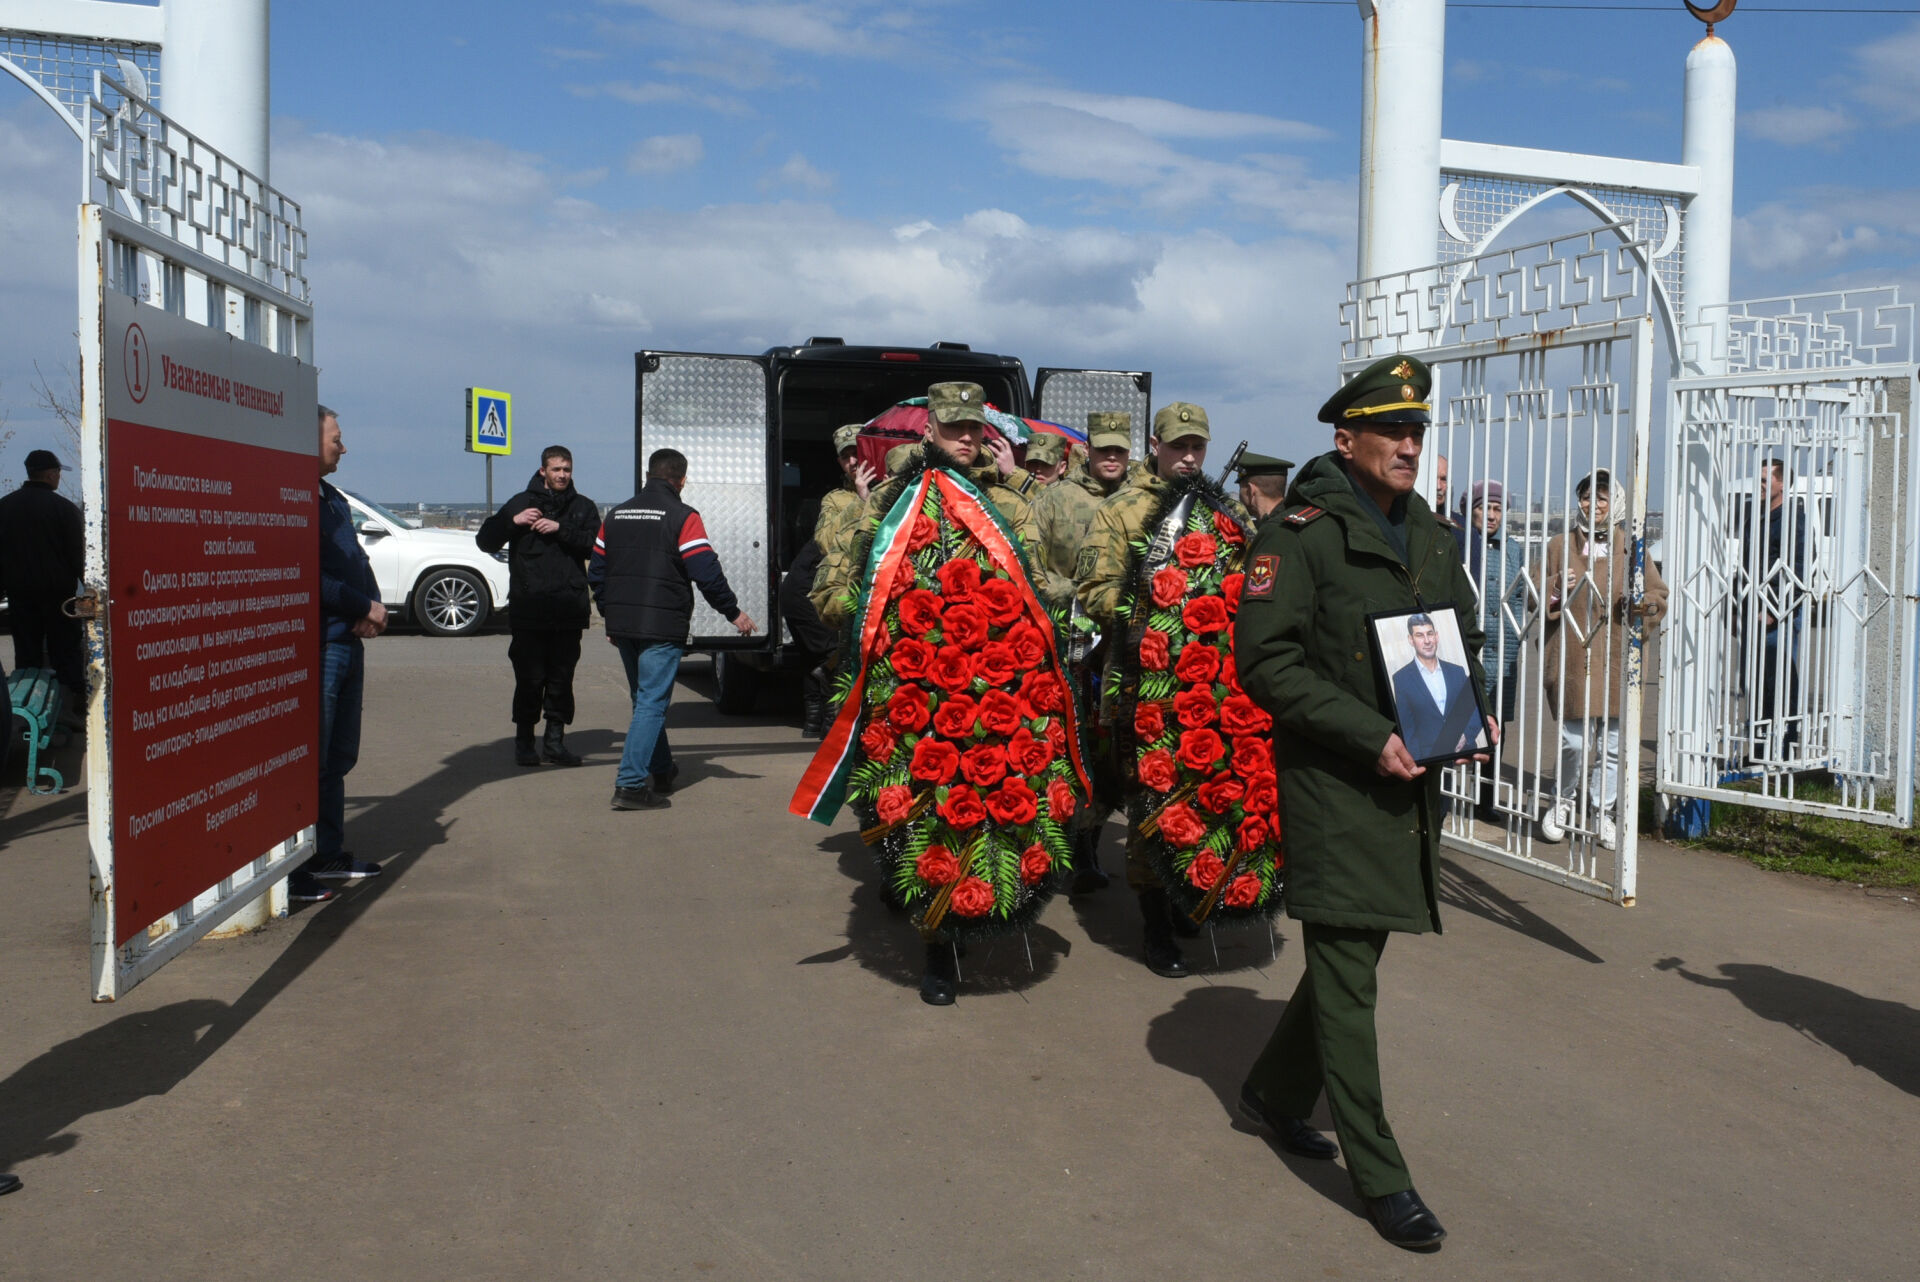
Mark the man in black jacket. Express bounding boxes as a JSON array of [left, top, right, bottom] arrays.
[[477, 447, 599, 767], [589, 448, 756, 810], [0, 449, 86, 724]]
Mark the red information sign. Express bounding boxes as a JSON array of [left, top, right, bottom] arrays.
[[104, 294, 319, 945]]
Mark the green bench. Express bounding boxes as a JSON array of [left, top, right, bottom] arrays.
[[6, 667, 65, 795]]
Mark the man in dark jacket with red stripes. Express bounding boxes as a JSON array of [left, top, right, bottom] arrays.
[[476, 446, 598, 767], [589, 448, 756, 810]]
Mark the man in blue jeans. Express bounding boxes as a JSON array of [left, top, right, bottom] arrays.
[[297, 404, 388, 900], [590, 448, 756, 810]]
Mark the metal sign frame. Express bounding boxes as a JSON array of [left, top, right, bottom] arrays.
[[80, 71, 316, 1001], [1342, 223, 1661, 905]]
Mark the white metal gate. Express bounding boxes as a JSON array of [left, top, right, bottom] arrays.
[[1661, 289, 1920, 825], [1343, 224, 1661, 904]]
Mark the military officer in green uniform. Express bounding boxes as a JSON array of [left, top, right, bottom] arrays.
[[1235, 451, 1294, 526], [1076, 402, 1249, 975], [1021, 431, 1070, 488], [1232, 355, 1494, 1252], [810, 383, 1038, 628]]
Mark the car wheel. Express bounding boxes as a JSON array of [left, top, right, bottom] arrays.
[[713, 651, 760, 714], [413, 567, 489, 637]]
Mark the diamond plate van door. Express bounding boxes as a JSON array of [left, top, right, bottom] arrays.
[[1036, 370, 1151, 456], [640, 355, 771, 642]]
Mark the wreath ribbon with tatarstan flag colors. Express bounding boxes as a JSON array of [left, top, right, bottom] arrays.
[[791, 458, 1090, 939]]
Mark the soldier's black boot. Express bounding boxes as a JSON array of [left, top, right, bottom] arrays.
[[1069, 828, 1110, 895], [514, 725, 541, 767], [542, 720, 583, 766], [801, 665, 831, 738], [920, 941, 957, 1006], [1138, 889, 1190, 978]]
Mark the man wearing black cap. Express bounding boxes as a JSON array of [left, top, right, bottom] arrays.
[[1233, 355, 1494, 1251], [0, 449, 86, 724], [1234, 452, 1294, 526]]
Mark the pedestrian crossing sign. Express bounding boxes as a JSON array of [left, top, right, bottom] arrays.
[[466, 387, 512, 456]]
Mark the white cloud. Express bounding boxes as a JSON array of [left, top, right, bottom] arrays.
[[626, 133, 704, 174], [1852, 20, 1920, 123], [570, 79, 752, 118], [1743, 105, 1856, 147], [605, 0, 921, 61], [761, 152, 834, 193], [1001, 88, 1328, 143], [1733, 189, 1920, 277]]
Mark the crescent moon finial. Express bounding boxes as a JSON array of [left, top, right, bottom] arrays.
[[1685, 0, 1737, 37]]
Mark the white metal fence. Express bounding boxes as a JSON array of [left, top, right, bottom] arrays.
[[1661, 290, 1920, 827], [1343, 223, 1661, 904]]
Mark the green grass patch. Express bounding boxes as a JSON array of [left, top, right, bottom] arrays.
[[1657, 775, 1920, 889]]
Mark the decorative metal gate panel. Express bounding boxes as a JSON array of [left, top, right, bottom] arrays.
[[635, 352, 773, 646], [1660, 289, 1919, 826], [1034, 368, 1151, 456], [1344, 224, 1660, 904]]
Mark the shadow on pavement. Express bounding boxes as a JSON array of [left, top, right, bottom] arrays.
[[1439, 857, 1604, 964], [0, 788, 88, 848], [801, 830, 1069, 997], [0, 731, 573, 1171], [1655, 958, 1920, 1098], [1145, 985, 1359, 1215]]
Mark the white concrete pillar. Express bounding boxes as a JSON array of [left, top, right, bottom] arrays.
[[1681, 34, 1736, 373], [161, 0, 271, 181], [1355, 0, 1446, 284]]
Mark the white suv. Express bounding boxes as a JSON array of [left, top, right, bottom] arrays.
[[343, 491, 511, 637]]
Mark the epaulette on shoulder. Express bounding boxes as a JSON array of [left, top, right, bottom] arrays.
[[1281, 504, 1327, 527], [1433, 511, 1457, 530]]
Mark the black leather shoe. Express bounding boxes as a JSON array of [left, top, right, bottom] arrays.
[[1364, 1189, 1447, 1251], [610, 786, 669, 811], [1, 1172, 22, 1196], [514, 731, 541, 768], [1237, 1083, 1338, 1159], [542, 721, 583, 767], [920, 942, 956, 1006], [1139, 890, 1191, 977]]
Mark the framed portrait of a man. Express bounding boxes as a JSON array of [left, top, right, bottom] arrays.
[[1368, 605, 1491, 766]]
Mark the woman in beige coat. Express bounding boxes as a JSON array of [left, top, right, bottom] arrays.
[[1537, 470, 1668, 848]]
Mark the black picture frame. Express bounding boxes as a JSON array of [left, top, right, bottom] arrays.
[[1366, 603, 1491, 767]]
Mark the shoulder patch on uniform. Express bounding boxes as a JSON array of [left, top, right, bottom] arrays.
[[1074, 546, 1098, 579], [1245, 553, 1279, 600], [1282, 505, 1325, 526]]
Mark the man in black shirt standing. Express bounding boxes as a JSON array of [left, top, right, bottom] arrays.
[[589, 448, 755, 810], [0, 449, 86, 725], [477, 446, 599, 767]]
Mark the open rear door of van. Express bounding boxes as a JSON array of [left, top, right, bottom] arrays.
[[1034, 368, 1153, 456], [635, 351, 774, 648]]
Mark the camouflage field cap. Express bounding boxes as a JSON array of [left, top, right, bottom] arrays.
[[1086, 411, 1132, 451], [927, 381, 991, 427], [1024, 433, 1067, 467], [832, 423, 865, 454], [1318, 355, 1432, 425], [1234, 451, 1293, 480], [884, 442, 918, 475], [1152, 402, 1210, 442]]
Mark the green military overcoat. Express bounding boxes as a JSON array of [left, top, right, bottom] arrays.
[[1234, 451, 1487, 935]]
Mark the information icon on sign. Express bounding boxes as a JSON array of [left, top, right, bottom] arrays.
[[464, 387, 512, 456]]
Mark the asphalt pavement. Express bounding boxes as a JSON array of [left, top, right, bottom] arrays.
[[2, 628, 1916, 1280]]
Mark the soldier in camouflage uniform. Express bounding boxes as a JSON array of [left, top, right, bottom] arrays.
[[810, 385, 1039, 629], [1076, 402, 1251, 975], [813, 423, 876, 545], [1021, 431, 1070, 488], [1030, 412, 1135, 892]]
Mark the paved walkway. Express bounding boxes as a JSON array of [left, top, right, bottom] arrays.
[[2, 631, 1916, 1279]]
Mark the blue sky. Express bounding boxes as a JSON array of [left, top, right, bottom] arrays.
[[3, 0, 1916, 502]]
